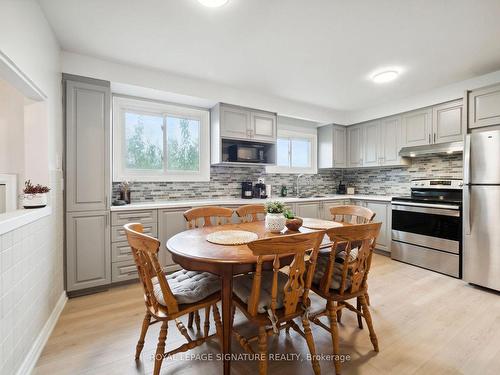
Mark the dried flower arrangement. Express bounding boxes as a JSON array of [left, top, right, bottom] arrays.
[[23, 180, 51, 194]]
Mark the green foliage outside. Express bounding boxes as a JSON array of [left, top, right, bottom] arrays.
[[126, 120, 162, 170], [167, 118, 199, 171]]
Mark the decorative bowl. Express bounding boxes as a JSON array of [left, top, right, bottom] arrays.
[[285, 217, 303, 231]]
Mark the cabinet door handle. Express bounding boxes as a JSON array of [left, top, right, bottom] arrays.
[[428, 134, 431, 144], [434, 133, 436, 143]]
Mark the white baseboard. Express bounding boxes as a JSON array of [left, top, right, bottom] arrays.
[[15, 291, 68, 375]]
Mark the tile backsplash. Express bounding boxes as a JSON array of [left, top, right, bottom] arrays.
[[113, 154, 463, 202]]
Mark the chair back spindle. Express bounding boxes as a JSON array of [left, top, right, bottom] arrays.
[[330, 205, 376, 224], [183, 206, 234, 228], [320, 223, 381, 296], [246, 231, 324, 317]]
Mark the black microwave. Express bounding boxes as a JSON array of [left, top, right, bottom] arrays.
[[228, 144, 265, 163]]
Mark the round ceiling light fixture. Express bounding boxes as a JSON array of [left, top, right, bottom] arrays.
[[371, 70, 399, 84], [197, 0, 229, 7]]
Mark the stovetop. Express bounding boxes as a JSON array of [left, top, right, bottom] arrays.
[[393, 178, 463, 205]]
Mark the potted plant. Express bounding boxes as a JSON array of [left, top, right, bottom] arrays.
[[119, 180, 131, 204], [284, 209, 303, 231], [23, 180, 50, 209], [264, 201, 287, 233]]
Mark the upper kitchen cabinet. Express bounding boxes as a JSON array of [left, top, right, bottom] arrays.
[[65, 76, 111, 212], [401, 108, 432, 147], [214, 103, 276, 142], [468, 84, 500, 129], [347, 125, 363, 167], [362, 121, 381, 167], [379, 116, 408, 166], [318, 124, 346, 168], [211, 103, 277, 165], [432, 99, 463, 143]]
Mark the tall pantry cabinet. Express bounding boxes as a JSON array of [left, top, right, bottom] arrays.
[[64, 75, 111, 293]]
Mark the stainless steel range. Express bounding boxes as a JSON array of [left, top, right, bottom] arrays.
[[391, 179, 463, 278]]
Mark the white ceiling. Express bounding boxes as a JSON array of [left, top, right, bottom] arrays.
[[39, 0, 500, 114]]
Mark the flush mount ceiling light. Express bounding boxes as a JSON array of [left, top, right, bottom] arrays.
[[197, 0, 228, 7], [371, 70, 400, 84]]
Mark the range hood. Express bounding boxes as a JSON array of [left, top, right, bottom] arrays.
[[399, 141, 463, 158]]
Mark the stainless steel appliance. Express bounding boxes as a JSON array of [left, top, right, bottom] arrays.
[[463, 128, 500, 291], [391, 179, 463, 277], [228, 143, 265, 163]]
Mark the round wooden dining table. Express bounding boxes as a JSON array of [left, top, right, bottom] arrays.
[[166, 219, 342, 375]]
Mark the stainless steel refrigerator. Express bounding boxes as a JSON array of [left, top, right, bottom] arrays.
[[463, 127, 500, 291]]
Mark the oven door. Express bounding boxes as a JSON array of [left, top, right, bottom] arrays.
[[391, 202, 462, 254]]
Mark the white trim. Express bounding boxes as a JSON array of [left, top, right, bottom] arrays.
[[0, 173, 17, 212], [0, 206, 52, 236], [266, 129, 318, 174], [112, 96, 210, 182], [15, 292, 67, 375]]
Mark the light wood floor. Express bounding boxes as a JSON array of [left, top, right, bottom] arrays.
[[34, 254, 500, 375]]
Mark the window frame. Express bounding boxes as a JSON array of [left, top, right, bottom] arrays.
[[266, 129, 317, 174], [112, 96, 210, 182]]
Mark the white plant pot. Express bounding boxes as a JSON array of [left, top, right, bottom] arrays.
[[23, 193, 48, 209], [265, 213, 286, 233]]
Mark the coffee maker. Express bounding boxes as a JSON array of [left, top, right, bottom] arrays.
[[241, 181, 253, 199], [253, 178, 268, 199]]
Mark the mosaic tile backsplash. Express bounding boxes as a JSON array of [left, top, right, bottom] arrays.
[[113, 154, 463, 202]]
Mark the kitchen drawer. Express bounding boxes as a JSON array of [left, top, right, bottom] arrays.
[[112, 260, 139, 282], [112, 241, 133, 262], [112, 222, 157, 242], [111, 210, 157, 226]]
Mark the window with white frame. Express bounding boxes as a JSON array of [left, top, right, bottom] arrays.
[[266, 129, 317, 174], [113, 96, 210, 181]]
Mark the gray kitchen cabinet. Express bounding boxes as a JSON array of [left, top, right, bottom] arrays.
[[364, 201, 391, 253], [214, 103, 277, 142], [65, 77, 110, 212], [250, 110, 277, 141], [112, 261, 139, 283], [379, 116, 407, 166], [432, 100, 463, 143], [318, 124, 346, 168], [363, 121, 381, 167], [347, 125, 363, 167], [402, 108, 432, 147], [468, 84, 500, 129], [66, 211, 111, 291], [111, 222, 157, 242], [158, 208, 189, 272], [296, 202, 321, 219]]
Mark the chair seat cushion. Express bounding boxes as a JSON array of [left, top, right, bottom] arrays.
[[153, 269, 220, 305], [233, 271, 289, 314], [313, 254, 352, 291]]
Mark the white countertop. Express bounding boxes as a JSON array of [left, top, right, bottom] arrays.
[[110, 194, 392, 211]]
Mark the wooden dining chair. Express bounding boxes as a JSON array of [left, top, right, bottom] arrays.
[[232, 231, 325, 375], [329, 205, 376, 224], [309, 223, 382, 375], [235, 204, 266, 223], [182, 206, 233, 329], [124, 223, 223, 375]]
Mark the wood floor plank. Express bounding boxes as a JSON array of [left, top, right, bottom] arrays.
[[34, 254, 500, 375]]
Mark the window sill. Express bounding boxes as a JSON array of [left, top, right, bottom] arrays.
[[0, 206, 52, 235]]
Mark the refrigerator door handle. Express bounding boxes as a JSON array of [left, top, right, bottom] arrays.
[[464, 185, 471, 235], [464, 134, 471, 185]]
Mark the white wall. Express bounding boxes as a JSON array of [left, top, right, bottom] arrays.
[[61, 51, 349, 124], [0, 1, 63, 374]]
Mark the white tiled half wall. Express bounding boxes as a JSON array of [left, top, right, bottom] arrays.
[[0, 170, 64, 375]]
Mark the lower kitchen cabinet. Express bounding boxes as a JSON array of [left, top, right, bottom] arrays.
[[112, 260, 139, 283], [321, 200, 347, 220], [295, 202, 321, 219], [66, 211, 111, 291], [364, 201, 391, 253], [158, 208, 190, 272]]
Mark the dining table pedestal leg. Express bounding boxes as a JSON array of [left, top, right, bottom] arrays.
[[221, 266, 233, 375]]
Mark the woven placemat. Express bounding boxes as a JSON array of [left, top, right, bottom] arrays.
[[302, 218, 343, 230], [206, 230, 259, 245]]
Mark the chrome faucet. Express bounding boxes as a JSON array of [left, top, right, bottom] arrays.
[[296, 174, 305, 197]]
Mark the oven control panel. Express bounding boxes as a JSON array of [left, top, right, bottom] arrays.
[[411, 179, 463, 189]]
